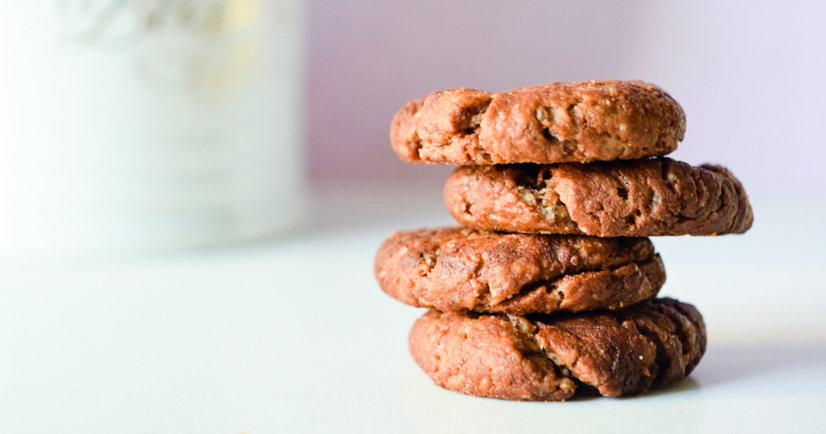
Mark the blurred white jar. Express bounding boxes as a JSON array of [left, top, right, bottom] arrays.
[[0, 0, 304, 257]]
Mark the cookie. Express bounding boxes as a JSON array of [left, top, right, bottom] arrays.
[[408, 297, 706, 401], [444, 158, 753, 237], [375, 227, 664, 314], [391, 80, 684, 165]]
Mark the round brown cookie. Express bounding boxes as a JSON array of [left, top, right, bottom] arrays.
[[375, 227, 664, 314], [408, 297, 706, 401], [391, 80, 684, 165], [444, 157, 753, 236]]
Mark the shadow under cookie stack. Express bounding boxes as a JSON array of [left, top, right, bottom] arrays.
[[375, 80, 753, 401]]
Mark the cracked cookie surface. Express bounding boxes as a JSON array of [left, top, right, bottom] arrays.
[[408, 298, 706, 401], [391, 80, 684, 165], [444, 158, 753, 236], [375, 227, 664, 314]]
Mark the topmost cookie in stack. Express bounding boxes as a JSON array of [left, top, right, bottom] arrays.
[[392, 80, 684, 165], [375, 80, 752, 401]]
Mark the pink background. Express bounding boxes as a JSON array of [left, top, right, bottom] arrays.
[[306, 1, 826, 197]]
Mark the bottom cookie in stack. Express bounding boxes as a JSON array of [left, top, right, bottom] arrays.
[[409, 298, 706, 401]]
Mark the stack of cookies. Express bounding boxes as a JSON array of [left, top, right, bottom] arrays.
[[374, 80, 753, 401]]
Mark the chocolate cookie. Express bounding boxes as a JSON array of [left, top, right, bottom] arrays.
[[391, 80, 684, 165], [408, 298, 706, 401], [375, 227, 664, 314], [444, 158, 753, 236]]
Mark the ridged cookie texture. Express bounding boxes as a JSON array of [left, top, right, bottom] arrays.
[[444, 158, 753, 237], [375, 227, 664, 314], [409, 298, 706, 401], [391, 80, 685, 165]]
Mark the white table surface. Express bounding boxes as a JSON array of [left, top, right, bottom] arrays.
[[2, 183, 825, 434]]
